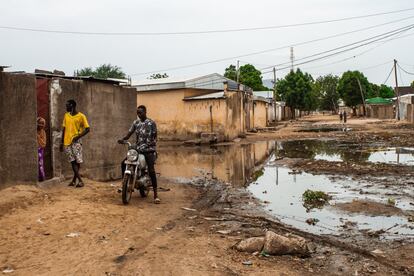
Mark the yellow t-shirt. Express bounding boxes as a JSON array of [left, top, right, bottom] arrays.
[[62, 112, 90, 146]]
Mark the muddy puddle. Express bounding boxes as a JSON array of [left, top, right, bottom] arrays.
[[157, 140, 414, 239], [276, 139, 414, 165]]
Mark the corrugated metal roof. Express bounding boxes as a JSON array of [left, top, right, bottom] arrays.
[[253, 95, 271, 103], [183, 91, 225, 101], [133, 73, 251, 92]]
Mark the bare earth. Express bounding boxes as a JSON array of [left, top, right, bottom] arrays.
[[1, 114, 414, 275]]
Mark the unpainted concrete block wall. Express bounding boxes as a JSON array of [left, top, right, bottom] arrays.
[[0, 73, 38, 186], [50, 79, 137, 181]]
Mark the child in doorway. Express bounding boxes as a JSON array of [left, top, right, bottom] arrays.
[[37, 117, 46, 181]]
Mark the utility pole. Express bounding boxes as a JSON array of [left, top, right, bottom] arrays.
[[394, 59, 401, 120], [236, 60, 240, 84], [356, 77, 366, 117], [290, 47, 294, 71]]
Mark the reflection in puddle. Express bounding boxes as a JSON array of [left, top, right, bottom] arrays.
[[157, 140, 414, 238], [157, 142, 275, 186], [248, 166, 414, 238], [278, 140, 414, 165]]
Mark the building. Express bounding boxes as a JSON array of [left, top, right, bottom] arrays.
[[365, 97, 394, 119], [397, 94, 414, 122], [253, 91, 275, 125], [0, 71, 136, 186], [133, 73, 253, 141], [394, 86, 414, 96]]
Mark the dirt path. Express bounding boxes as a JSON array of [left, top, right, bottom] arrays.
[[1, 115, 414, 275], [0, 180, 310, 275]]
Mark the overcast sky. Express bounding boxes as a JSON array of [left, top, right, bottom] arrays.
[[1, 0, 413, 85]]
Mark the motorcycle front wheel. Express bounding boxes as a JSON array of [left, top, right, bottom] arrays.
[[122, 174, 134, 204]]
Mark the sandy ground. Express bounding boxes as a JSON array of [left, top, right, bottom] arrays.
[[0, 180, 310, 276], [1, 114, 414, 275]]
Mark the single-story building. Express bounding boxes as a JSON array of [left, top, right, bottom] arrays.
[[252, 96, 272, 128], [133, 73, 253, 141], [365, 97, 394, 119], [253, 91, 275, 124], [0, 71, 136, 187], [396, 94, 414, 122]]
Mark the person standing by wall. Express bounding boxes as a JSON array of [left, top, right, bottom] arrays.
[[37, 117, 47, 182], [59, 99, 90, 187]]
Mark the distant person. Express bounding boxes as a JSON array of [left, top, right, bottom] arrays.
[[60, 99, 90, 187], [339, 112, 343, 122], [37, 117, 47, 181], [343, 111, 347, 123]]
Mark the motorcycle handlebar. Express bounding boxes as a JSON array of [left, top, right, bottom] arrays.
[[117, 140, 132, 147]]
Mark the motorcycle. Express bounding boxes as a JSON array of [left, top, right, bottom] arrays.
[[118, 140, 151, 204]]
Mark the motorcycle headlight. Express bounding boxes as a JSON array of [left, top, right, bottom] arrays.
[[127, 149, 138, 162]]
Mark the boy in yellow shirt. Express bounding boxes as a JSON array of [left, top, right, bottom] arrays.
[[60, 99, 90, 187]]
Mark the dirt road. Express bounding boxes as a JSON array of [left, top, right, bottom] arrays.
[[1, 115, 413, 275], [0, 180, 310, 275]]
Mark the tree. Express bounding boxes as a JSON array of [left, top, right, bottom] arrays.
[[149, 73, 169, 79], [314, 74, 339, 112], [224, 65, 237, 81], [77, 64, 126, 79], [337, 71, 372, 114], [224, 64, 268, 91], [370, 84, 395, 98], [275, 68, 315, 117]]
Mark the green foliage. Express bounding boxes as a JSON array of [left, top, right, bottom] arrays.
[[251, 169, 264, 181], [412, 81, 414, 88], [387, 198, 396, 206], [314, 74, 339, 111], [77, 64, 126, 79], [224, 64, 237, 81], [275, 69, 315, 113], [370, 84, 395, 98], [224, 64, 268, 91], [337, 71, 372, 109], [302, 189, 331, 210], [149, 73, 169, 79]]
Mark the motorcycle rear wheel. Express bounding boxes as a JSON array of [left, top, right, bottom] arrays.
[[122, 174, 134, 204]]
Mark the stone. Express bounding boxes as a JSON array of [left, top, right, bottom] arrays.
[[236, 237, 265, 253], [262, 231, 310, 257]]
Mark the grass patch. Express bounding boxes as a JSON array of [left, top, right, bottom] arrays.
[[302, 189, 331, 210]]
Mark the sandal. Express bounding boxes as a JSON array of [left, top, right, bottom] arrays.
[[154, 198, 161, 204], [75, 181, 84, 188]]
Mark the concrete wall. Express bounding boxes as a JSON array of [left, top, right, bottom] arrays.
[[366, 105, 394, 119], [137, 88, 246, 141], [406, 104, 414, 123], [50, 79, 137, 181], [253, 101, 268, 128], [0, 73, 38, 186]]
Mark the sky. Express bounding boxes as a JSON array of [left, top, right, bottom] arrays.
[[1, 0, 414, 85]]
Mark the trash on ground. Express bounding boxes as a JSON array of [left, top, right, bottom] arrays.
[[66, 232, 80, 238], [181, 207, 197, 212]]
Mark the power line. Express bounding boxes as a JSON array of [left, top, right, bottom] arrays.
[[398, 63, 414, 75], [297, 31, 414, 72], [130, 16, 414, 76], [261, 24, 414, 74], [1, 8, 414, 36], [398, 65, 406, 85], [382, 66, 395, 84]]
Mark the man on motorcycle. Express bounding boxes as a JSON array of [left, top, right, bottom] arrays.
[[119, 105, 160, 204]]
